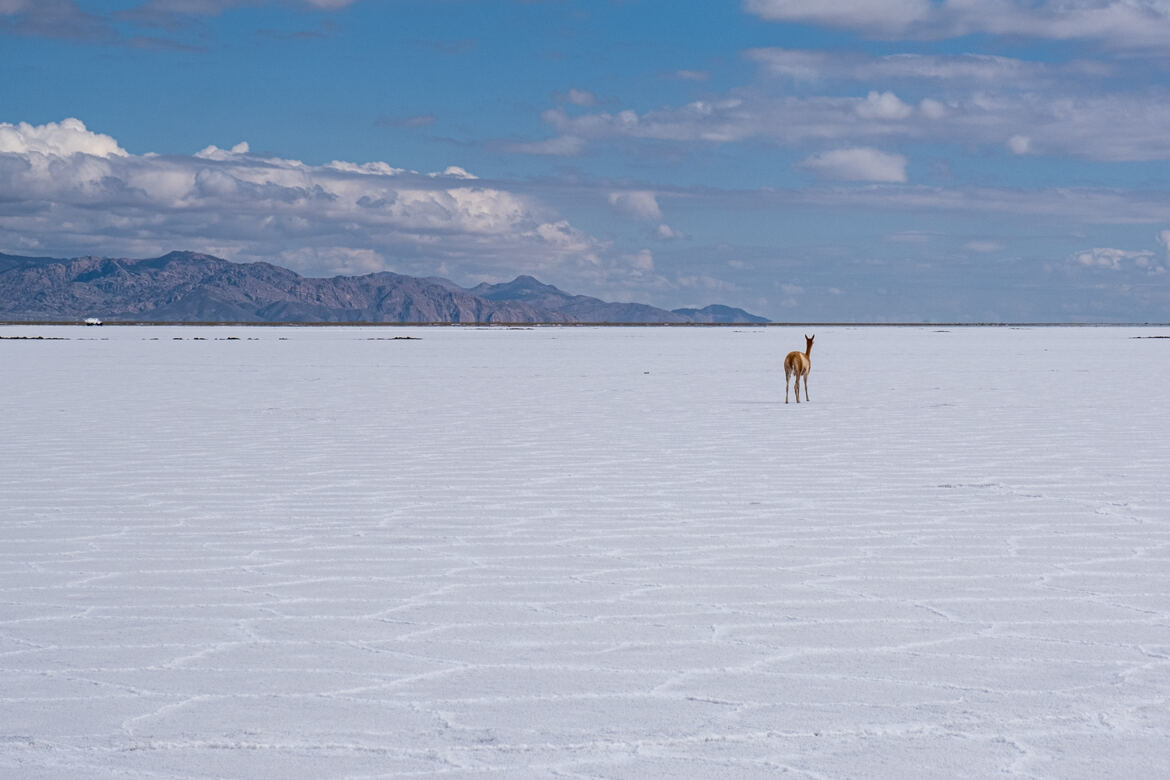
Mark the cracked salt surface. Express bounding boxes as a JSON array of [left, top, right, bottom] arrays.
[[1, 324, 1168, 778]]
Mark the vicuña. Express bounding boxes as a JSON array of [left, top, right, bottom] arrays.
[[784, 334, 814, 404]]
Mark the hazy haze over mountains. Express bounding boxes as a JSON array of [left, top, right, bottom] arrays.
[[0, 251, 768, 324]]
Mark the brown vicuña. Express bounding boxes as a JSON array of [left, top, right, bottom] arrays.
[[784, 334, 814, 404]]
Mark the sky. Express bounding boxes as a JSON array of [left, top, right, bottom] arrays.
[[3, 1, 1170, 322]]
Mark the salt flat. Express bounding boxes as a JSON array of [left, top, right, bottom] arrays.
[[1, 324, 1168, 779]]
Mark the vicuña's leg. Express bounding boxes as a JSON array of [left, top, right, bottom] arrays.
[[794, 374, 801, 403], [784, 370, 791, 403], [803, 374, 810, 402]]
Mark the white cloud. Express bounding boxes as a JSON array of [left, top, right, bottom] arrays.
[[1073, 246, 1164, 273], [919, 98, 948, 120], [855, 91, 914, 120], [0, 118, 608, 282], [540, 102, 758, 145], [530, 84, 1170, 162], [746, 0, 1170, 49], [430, 165, 477, 180], [1135, 256, 1167, 273], [0, 118, 126, 158], [1076, 247, 1126, 269], [746, 48, 1107, 87], [1159, 229, 1170, 254], [195, 142, 253, 161], [967, 1, 1170, 48], [859, 53, 1081, 83], [567, 89, 597, 107], [1007, 135, 1032, 155], [608, 191, 662, 221], [744, 0, 931, 35], [745, 49, 833, 82], [656, 223, 683, 240], [625, 249, 654, 272], [800, 147, 908, 183], [325, 159, 408, 176], [606, 194, 683, 241]]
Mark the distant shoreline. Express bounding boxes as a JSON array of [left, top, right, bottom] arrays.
[[2, 321, 1169, 328]]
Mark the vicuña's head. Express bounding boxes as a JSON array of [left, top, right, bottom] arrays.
[[804, 333, 815, 354]]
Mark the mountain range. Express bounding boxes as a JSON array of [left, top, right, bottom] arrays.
[[0, 251, 768, 324]]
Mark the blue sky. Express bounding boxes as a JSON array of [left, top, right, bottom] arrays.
[[4, 0, 1170, 321]]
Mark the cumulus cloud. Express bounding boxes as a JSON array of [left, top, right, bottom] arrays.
[[656, 223, 683, 240], [608, 191, 684, 240], [855, 91, 914, 120], [0, 118, 127, 157], [1074, 246, 1165, 273], [608, 191, 662, 221], [0, 118, 608, 282], [800, 147, 908, 183], [1076, 247, 1130, 269]]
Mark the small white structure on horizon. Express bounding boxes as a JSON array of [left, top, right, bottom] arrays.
[[84, 317, 103, 326]]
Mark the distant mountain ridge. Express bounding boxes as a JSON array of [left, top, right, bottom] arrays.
[[0, 251, 769, 324]]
